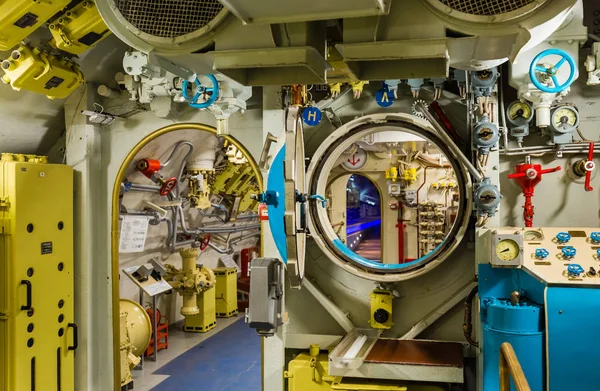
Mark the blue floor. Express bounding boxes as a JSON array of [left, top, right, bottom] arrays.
[[152, 318, 261, 391]]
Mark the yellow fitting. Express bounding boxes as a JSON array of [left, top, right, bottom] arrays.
[[309, 344, 320, 357], [385, 167, 398, 182], [329, 83, 342, 98], [350, 81, 367, 99]]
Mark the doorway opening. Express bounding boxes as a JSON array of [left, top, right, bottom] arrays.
[[345, 174, 382, 261]]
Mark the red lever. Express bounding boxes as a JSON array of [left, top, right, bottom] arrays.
[[585, 142, 595, 192], [508, 163, 561, 227]]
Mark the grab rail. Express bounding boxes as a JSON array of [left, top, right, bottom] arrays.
[[499, 342, 531, 391]]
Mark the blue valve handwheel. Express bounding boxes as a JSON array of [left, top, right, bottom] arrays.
[[535, 248, 549, 260], [529, 49, 576, 94], [556, 232, 571, 243], [561, 246, 576, 259], [591, 232, 600, 244], [596, 248, 600, 258], [567, 264, 584, 277], [182, 74, 220, 109]]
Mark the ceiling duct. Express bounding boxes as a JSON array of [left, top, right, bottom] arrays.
[[337, 0, 581, 79], [96, 0, 329, 84], [216, 0, 391, 24]]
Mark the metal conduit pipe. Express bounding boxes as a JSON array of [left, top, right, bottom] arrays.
[[208, 242, 234, 254], [414, 101, 484, 182], [162, 141, 194, 168], [127, 183, 161, 192], [177, 205, 260, 233], [230, 231, 260, 245]]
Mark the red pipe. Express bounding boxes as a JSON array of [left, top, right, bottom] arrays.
[[415, 167, 430, 258], [397, 202, 404, 263]]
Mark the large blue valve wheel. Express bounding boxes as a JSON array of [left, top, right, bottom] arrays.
[[529, 49, 576, 94], [182, 74, 220, 109]]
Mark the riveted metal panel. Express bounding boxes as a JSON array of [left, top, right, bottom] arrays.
[[0, 157, 74, 391]]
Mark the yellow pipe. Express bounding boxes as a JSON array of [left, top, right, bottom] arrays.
[[111, 123, 264, 391]]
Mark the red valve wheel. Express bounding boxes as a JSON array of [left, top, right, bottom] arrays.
[[160, 177, 177, 196], [200, 234, 211, 251]]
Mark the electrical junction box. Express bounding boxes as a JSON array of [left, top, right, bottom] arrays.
[[1, 45, 84, 99], [369, 289, 394, 329], [0, 0, 71, 51], [0, 154, 75, 391], [49, 0, 111, 55]]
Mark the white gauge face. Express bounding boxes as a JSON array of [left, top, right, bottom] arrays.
[[552, 106, 579, 131], [508, 102, 533, 122], [524, 230, 543, 241], [496, 239, 520, 261]]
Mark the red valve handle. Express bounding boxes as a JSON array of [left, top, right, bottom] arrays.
[[585, 142, 595, 192], [200, 234, 211, 251], [160, 177, 177, 196]]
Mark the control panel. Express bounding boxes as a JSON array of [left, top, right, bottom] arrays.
[[488, 228, 600, 286]]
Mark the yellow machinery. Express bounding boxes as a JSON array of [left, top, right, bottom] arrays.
[[0, 0, 70, 51], [49, 0, 111, 55], [285, 345, 446, 391], [184, 286, 217, 333], [119, 299, 152, 389], [0, 154, 75, 391], [1, 45, 84, 99], [165, 248, 216, 316], [369, 290, 394, 329], [215, 267, 238, 318]]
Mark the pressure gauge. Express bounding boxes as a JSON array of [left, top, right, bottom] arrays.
[[491, 233, 523, 267], [506, 101, 534, 143], [496, 239, 520, 261], [507, 101, 534, 127], [550, 105, 579, 134]]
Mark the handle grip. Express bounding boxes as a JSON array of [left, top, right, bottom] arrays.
[[20, 280, 32, 311], [67, 323, 78, 351]]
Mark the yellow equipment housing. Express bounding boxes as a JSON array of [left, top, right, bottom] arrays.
[[49, 0, 111, 55], [1, 45, 84, 99], [285, 347, 446, 391], [215, 267, 238, 318], [0, 154, 75, 391], [0, 0, 70, 51], [184, 286, 217, 333], [369, 289, 394, 329]]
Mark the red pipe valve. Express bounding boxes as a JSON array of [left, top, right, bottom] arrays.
[[508, 162, 561, 227], [136, 158, 178, 196]]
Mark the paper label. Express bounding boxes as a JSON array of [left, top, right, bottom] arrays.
[[119, 216, 150, 253]]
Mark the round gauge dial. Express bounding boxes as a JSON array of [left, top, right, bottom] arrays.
[[508, 101, 533, 122], [496, 239, 520, 261], [524, 230, 543, 241], [551, 106, 579, 133]]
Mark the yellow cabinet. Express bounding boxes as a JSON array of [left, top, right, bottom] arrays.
[[1, 45, 84, 99], [0, 0, 71, 51], [49, 0, 111, 55], [0, 154, 75, 391]]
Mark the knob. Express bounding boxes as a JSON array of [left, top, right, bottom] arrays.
[[535, 248, 549, 260], [597, 249, 600, 258], [561, 246, 577, 259], [591, 232, 600, 244], [567, 264, 584, 277], [373, 309, 390, 324], [556, 232, 571, 243]]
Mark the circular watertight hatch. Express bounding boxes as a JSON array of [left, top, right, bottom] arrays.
[[115, 0, 225, 38], [437, 0, 539, 16]]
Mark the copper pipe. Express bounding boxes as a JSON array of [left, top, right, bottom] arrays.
[[290, 85, 305, 106], [500, 343, 532, 391]]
